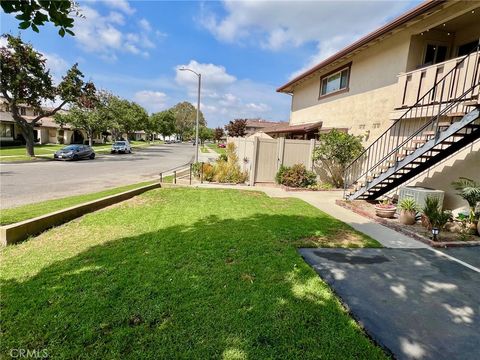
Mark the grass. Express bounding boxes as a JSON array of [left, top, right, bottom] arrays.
[[207, 143, 226, 155], [0, 188, 384, 359], [200, 145, 209, 153], [0, 181, 155, 225]]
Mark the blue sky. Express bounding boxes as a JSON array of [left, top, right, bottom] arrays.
[[1, 0, 419, 127]]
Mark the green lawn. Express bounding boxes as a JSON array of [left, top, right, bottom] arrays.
[[0, 188, 384, 359], [200, 145, 209, 153], [0, 181, 155, 225], [208, 143, 226, 155]]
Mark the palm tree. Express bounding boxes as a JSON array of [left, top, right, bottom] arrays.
[[451, 177, 480, 223]]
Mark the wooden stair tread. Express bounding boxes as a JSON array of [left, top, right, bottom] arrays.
[[446, 112, 466, 117], [437, 121, 452, 127], [422, 131, 435, 136]]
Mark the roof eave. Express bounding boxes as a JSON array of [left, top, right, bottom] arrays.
[[277, 0, 445, 93]]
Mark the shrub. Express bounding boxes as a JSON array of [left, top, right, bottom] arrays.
[[193, 143, 248, 184], [312, 129, 363, 188], [275, 164, 317, 188], [275, 165, 288, 184], [451, 177, 480, 224], [421, 196, 451, 232]]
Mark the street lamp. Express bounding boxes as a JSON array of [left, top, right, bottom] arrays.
[[179, 67, 201, 163]]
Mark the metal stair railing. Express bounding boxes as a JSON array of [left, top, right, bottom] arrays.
[[344, 43, 480, 198]]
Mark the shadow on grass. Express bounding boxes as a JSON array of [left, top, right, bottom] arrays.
[[1, 212, 385, 359]]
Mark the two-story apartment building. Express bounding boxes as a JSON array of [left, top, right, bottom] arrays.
[[277, 0, 479, 209]]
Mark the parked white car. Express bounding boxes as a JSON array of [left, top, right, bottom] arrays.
[[111, 141, 132, 154]]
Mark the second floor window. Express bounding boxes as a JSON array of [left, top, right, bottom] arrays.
[[20, 107, 26, 115], [319, 64, 351, 97]]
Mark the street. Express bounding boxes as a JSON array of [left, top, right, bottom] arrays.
[[0, 144, 194, 209]]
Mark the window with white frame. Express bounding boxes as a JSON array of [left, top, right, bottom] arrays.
[[319, 63, 351, 97]]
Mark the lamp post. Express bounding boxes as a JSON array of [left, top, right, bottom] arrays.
[[179, 67, 201, 163]]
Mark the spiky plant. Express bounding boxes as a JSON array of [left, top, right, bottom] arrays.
[[452, 177, 480, 223]]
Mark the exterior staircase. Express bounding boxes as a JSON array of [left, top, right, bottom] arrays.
[[344, 45, 480, 200]]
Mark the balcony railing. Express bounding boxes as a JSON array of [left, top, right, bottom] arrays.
[[394, 51, 480, 116]]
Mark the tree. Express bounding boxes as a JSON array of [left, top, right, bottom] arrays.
[[0, 34, 88, 156], [150, 110, 176, 140], [1, 0, 80, 36], [214, 127, 224, 142], [170, 101, 205, 140], [199, 127, 214, 144], [54, 84, 110, 146], [225, 119, 247, 137], [312, 129, 364, 188], [98, 95, 148, 141]]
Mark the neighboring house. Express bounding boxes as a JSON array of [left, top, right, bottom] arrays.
[[0, 97, 106, 145], [244, 119, 288, 136], [277, 1, 480, 210]]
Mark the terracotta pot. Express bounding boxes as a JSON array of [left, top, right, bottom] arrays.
[[399, 210, 416, 225], [375, 205, 396, 219]]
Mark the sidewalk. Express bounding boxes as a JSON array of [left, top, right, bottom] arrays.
[[196, 183, 427, 249]]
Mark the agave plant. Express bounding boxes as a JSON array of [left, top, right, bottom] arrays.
[[452, 177, 480, 223]]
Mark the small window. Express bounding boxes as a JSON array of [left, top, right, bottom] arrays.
[[424, 44, 447, 65], [20, 107, 26, 115], [319, 63, 351, 97], [33, 109, 40, 116], [358, 124, 366, 130], [372, 123, 381, 129], [5, 104, 10, 112], [0, 123, 14, 137]]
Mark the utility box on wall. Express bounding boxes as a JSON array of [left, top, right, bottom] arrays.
[[398, 186, 445, 210]]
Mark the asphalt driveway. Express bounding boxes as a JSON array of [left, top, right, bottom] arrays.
[[0, 144, 194, 208], [299, 247, 480, 360]]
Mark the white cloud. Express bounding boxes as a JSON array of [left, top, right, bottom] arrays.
[[200, 1, 414, 76], [73, 4, 163, 60], [173, 60, 288, 126], [43, 52, 69, 81], [139, 18, 152, 32], [133, 90, 168, 113], [104, 0, 135, 15]]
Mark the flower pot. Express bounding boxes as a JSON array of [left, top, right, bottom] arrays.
[[477, 221, 480, 236], [399, 210, 416, 225], [375, 205, 396, 219]]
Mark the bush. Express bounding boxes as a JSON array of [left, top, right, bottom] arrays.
[[312, 129, 363, 188], [421, 196, 451, 232], [193, 143, 248, 184], [275, 164, 317, 188]]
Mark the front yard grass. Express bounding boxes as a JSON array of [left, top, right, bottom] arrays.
[[0, 181, 155, 225], [0, 188, 384, 359], [207, 143, 227, 154]]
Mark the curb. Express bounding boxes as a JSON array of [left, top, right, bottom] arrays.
[[0, 183, 160, 246]]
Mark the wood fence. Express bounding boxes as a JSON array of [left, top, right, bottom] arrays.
[[228, 137, 316, 185]]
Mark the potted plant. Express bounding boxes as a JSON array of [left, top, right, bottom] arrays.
[[398, 198, 418, 225], [375, 198, 396, 218], [451, 177, 480, 235]]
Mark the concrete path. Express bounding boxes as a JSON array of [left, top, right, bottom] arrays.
[[300, 248, 480, 360]]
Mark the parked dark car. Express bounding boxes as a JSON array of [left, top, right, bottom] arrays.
[[54, 145, 95, 160]]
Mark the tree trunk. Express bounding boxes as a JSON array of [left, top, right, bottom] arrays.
[[88, 137, 93, 146], [20, 124, 36, 157]]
